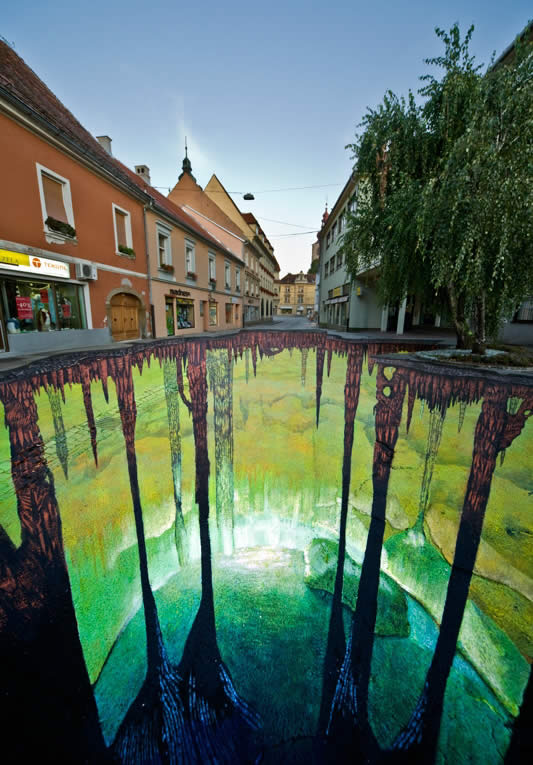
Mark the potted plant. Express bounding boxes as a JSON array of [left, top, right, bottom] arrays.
[[160, 263, 174, 273], [45, 216, 76, 238], [118, 244, 135, 257], [187, 271, 197, 281]]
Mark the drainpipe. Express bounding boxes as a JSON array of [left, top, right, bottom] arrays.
[[143, 200, 154, 338]]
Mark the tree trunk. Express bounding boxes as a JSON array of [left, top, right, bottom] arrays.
[[471, 292, 486, 355], [447, 285, 469, 349]]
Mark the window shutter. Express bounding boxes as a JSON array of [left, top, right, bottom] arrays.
[[42, 174, 68, 222], [115, 210, 127, 247]]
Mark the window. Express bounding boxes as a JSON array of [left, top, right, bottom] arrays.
[[112, 204, 133, 254], [236, 269, 241, 291], [176, 299, 194, 329], [209, 254, 216, 282], [3, 276, 86, 332], [326, 232, 331, 247], [325, 262, 329, 277], [209, 302, 218, 326], [336, 253, 342, 270], [298, 295, 304, 304], [225, 303, 232, 323], [157, 224, 172, 268], [36, 164, 76, 240], [225, 262, 231, 289], [284, 295, 290, 304], [185, 240, 196, 277]]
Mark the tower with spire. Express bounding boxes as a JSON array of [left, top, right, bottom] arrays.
[[179, 137, 196, 182]]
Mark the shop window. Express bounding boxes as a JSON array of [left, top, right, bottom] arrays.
[[176, 299, 194, 329], [209, 302, 217, 326], [36, 164, 76, 240], [157, 224, 172, 268], [235, 304, 239, 323], [165, 298, 175, 336], [225, 303, 232, 323], [3, 277, 86, 333], [112, 204, 133, 255]]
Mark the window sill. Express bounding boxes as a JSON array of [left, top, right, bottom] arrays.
[[116, 250, 136, 260], [44, 228, 77, 246], [186, 272, 197, 282]]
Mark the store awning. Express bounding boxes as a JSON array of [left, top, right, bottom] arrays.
[[324, 296, 349, 305]]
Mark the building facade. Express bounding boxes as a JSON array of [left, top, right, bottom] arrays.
[[120, 159, 244, 337], [0, 41, 152, 354], [278, 272, 316, 315]]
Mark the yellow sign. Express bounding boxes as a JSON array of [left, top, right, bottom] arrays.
[[332, 286, 342, 298], [0, 249, 70, 279], [0, 250, 30, 267]]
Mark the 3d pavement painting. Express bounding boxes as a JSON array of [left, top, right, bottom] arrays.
[[0, 330, 531, 763]]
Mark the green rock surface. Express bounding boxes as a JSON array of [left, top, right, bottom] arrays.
[[304, 537, 410, 637]]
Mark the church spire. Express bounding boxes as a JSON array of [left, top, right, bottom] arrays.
[[179, 136, 196, 181]]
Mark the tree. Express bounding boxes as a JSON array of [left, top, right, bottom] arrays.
[[343, 25, 533, 350]]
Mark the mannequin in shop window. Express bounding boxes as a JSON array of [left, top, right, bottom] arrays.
[[37, 303, 51, 331]]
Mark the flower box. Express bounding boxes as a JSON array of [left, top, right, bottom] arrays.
[[118, 244, 136, 257], [160, 263, 174, 273], [45, 216, 76, 239], [187, 271, 197, 281]]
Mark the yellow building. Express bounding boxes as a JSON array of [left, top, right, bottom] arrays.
[[278, 271, 316, 315]]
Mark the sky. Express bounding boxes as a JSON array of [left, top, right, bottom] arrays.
[[2, 1, 531, 275]]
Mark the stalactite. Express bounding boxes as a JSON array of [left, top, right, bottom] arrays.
[[318, 345, 364, 735], [390, 386, 533, 764], [46, 384, 69, 479], [0, 379, 107, 762], [416, 407, 446, 528], [301, 347, 309, 387], [315, 346, 325, 428], [245, 347, 250, 384], [458, 400, 467, 433], [326, 363, 407, 762], [163, 359, 187, 567], [207, 349, 235, 556], [327, 347, 333, 377], [177, 343, 260, 762], [80, 364, 98, 466]]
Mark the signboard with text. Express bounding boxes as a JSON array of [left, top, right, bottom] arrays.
[[15, 296, 33, 320], [0, 249, 70, 279]]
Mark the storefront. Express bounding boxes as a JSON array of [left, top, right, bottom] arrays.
[[0, 248, 109, 354], [165, 288, 195, 335]]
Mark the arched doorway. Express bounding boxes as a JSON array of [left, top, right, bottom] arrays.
[[110, 292, 141, 341]]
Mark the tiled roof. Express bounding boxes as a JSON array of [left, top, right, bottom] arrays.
[[280, 272, 315, 284], [0, 40, 145, 198]]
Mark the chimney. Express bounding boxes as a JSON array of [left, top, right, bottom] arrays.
[[96, 135, 113, 155], [135, 165, 151, 185]]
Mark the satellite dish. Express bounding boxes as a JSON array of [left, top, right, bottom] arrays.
[[243, 193, 255, 200]]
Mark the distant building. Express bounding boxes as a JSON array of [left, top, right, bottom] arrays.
[[278, 272, 316, 316]]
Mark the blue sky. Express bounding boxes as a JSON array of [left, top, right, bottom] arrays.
[[3, 1, 531, 274]]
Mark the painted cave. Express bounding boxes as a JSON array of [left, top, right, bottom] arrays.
[[0, 331, 531, 764]]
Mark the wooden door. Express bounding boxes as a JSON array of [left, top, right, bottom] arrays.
[[110, 293, 140, 341]]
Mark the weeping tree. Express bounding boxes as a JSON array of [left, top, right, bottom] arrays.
[[343, 24, 533, 351]]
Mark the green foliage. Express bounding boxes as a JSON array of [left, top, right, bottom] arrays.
[[308, 259, 319, 275], [118, 244, 136, 257], [45, 216, 76, 238], [342, 24, 533, 348]]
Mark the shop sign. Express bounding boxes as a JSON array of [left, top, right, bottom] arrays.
[[332, 286, 342, 298], [15, 296, 33, 320], [0, 249, 70, 279], [170, 289, 191, 297]]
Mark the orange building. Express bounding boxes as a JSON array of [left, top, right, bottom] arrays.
[[0, 41, 152, 354], [120, 159, 244, 337]]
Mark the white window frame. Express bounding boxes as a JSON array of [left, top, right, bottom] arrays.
[[185, 239, 196, 275], [112, 203, 133, 254], [36, 163, 76, 243], [225, 261, 231, 290], [156, 222, 172, 267], [208, 252, 216, 281]]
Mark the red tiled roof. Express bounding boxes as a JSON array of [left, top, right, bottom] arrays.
[[0, 40, 143, 196]]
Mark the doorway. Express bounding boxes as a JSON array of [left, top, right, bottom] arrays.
[[110, 293, 141, 342]]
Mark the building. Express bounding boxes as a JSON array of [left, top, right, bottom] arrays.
[[0, 40, 153, 354], [278, 272, 316, 316], [168, 168, 262, 324], [118, 157, 244, 337], [202, 176, 280, 323]]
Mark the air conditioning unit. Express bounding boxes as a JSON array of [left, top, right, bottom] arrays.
[[76, 262, 98, 280]]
